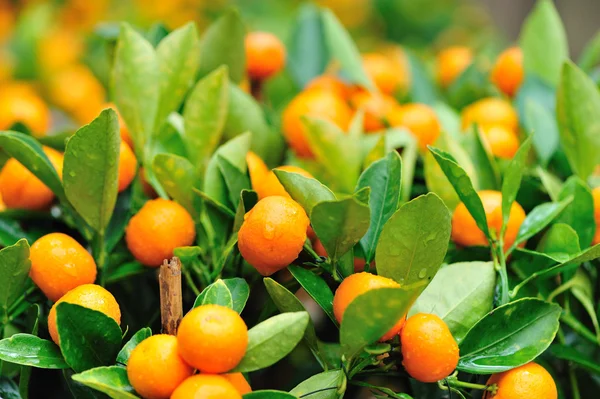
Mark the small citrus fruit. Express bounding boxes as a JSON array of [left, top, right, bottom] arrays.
[[484, 362, 557, 399], [246, 151, 270, 190], [437, 46, 472, 87], [490, 47, 523, 97], [171, 375, 242, 399], [0, 82, 50, 136], [127, 334, 193, 399], [118, 141, 137, 192], [387, 103, 441, 150], [362, 53, 402, 95], [481, 125, 520, 159], [349, 90, 397, 132], [223, 373, 252, 395], [401, 313, 459, 382], [245, 32, 286, 80], [177, 305, 248, 373], [305, 75, 351, 98], [255, 165, 313, 199], [461, 97, 519, 132], [238, 196, 309, 276], [592, 187, 600, 245], [125, 199, 196, 267]]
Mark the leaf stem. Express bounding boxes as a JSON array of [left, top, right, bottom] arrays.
[[561, 312, 599, 345], [441, 378, 491, 392], [492, 238, 510, 305], [7, 285, 36, 319]]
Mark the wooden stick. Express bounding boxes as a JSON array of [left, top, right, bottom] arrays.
[[159, 257, 183, 335]]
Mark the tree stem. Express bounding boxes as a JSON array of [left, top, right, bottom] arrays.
[[159, 257, 183, 335]]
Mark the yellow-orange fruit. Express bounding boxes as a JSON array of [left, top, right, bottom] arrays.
[[223, 373, 252, 395], [592, 187, 600, 245], [362, 53, 402, 95], [491, 47, 524, 98], [171, 375, 242, 399], [484, 362, 557, 399], [437, 46, 473, 87], [246, 151, 269, 190], [245, 32, 286, 80], [255, 165, 313, 200], [0, 82, 50, 136], [387, 103, 441, 150], [461, 97, 519, 133], [481, 125, 520, 159], [349, 90, 397, 133], [38, 27, 83, 73], [118, 141, 137, 192], [305, 75, 351, 99]]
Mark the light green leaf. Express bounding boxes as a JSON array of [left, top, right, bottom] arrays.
[[274, 170, 336, 215], [116, 328, 151, 366], [72, 366, 139, 399], [0, 239, 30, 322], [152, 153, 197, 216], [0, 334, 67, 369], [193, 280, 233, 309], [290, 370, 341, 399], [501, 137, 532, 236]]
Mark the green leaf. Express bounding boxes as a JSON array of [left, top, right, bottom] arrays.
[[290, 370, 341, 399], [0, 378, 19, 399], [340, 288, 418, 359], [570, 270, 600, 341], [578, 30, 600, 73], [105, 261, 147, 285], [63, 109, 120, 233], [447, 63, 491, 109], [72, 366, 139, 399], [56, 303, 122, 373], [409, 262, 496, 342], [537, 223, 581, 262], [222, 278, 250, 314], [274, 170, 336, 215], [537, 167, 563, 201], [264, 278, 318, 353], [321, 9, 374, 91], [193, 280, 233, 309], [311, 192, 371, 269], [288, 265, 336, 324], [376, 193, 451, 290], [529, 243, 600, 283], [406, 50, 439, 105], [152, 153, 197, 216], [520, 0, 569, 86], [462, 126, 501, 190], [0, 239, 30, 322], [429, 147, 490, 238], [0, 131, 64, 201], [458, 298, 561, 374], [156, 22, 199, 129], [183, 66, 229, 171], [501, 137, 532, 236], [356, 152, 402, 264], [0, 334, 67, 369], [217, 156, 251, 209], [198, 9, 245, 83], [556, 61, 600, 180], [556, 176, 595, 248], [233, 190, 258, 233], [116, 328, 151, 366], [548, 344, 600, 375], [524, 100, 559, 166], [233, 312, 309, 372], [112, 23, 160, 154], [244, 391, 296, 399]]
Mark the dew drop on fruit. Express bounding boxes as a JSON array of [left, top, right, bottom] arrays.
[[263, 223, 275, 239]]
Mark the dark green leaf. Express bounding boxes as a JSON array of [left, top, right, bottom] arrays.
[[537, 223, 580, 262], [0, 239, 30, 322], [116, 328, 151, 366], [233, 190, 258, 233], [290, 370, 341, 399], [548, 344, 600, 374], [217, 156, 251, 209], [0, 334, 67, 369], [243, 391, 296, 399], [288, 265, 336, 324], [152, 153, 197, 216], [501, 137, 532, 235], [447, 63, 491, 109], [222, 278, 250, 313], [274, 170, 336, 215], [72, 366, 139, 399], [106, 262, 147, 285], [556, 176, 595, 248], [193, 280, 233, 309], [0, 378, 19, 399]]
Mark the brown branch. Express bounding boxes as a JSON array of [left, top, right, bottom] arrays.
[[159, 257, 183, 335]]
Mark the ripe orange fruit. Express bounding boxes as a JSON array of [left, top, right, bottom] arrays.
[[592, 187, 600, 245], [125, 198, 196, 267], [437, 46, 473, 88], [362, 53, 402, 95], [48, 284, 121, 345], [238, 196, 309, 276], [305, 75, 351, 99], [282, 89, 353, 158], [222, 373, 252, 395], [171, 375, 242, 399], [118, 141, 137, 192], [451, 190, 526, 251], [127, 334, 193, 399], [37, 27, 83, 74], [0, 82, 50, 136], [29, 233, 97, 302], [387, 103, 441, 150], [245, 32, 286, 81], [484, 362, 557, 399], [177, 305, 248, 373], [256, 165, 313, 200], [349, 90, 397, 133], [480, 125, 520, 159], [333, 272, 406, 341], [461, 97, 519, 133], [491, 47, 523, 98], [246, 151, 270, 190], [0, 2, 15, 43], [401, 313, 459, 382], [0, 146, 63, 210]]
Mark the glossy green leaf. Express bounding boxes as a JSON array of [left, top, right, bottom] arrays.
[[462, 126, 500, 190], [116, 328, 151, 366], [152, 153, 197, 216], [193, 280, 233, 309], [56, 303, 122, 373], [458, 298, 561, 374], [244, 391, 296, 399], [155, 22, 199, 128], [72, 366, 139, 399], [0, 378, 19, 399], [376, 193, 451, 290], [356, 152, 402, 264], [217, 155, 251, 209], [275, 170, 336, 215], [183, 66, 229, 171], [520, 0, 569, 86], [290, 370, 341, 399], [549, 344, 600, 374], [233, 190, 258, 233], [0, 334, 67, 369], [197, 9, 245, 83], [501, 137, 532, 236], [524, 100, 559, 166], [537, 167, 562, 201], [570, 270, 600, 341], [537, 223, 580, 262], [410, 262, 495, 342], [556, 61, 600, 180], [0, 239, 30, 322], [341, 287, 418, 359], [64, 109, 120, 233], [233, 312, 309, 372], [556, 176, 595, 248], [288, 265, 336, 324]]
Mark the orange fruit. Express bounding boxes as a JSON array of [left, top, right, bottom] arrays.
[[0, 192, 5, 211], [101, 103, 134, 148], [387, 103, 441, 150], [125, 199, 196, 267], [0, 146, 63, 210], [0, 82, 50, 137], [29, 233, 97, 302], [0, 2, 15, 43], [38, 27, 83, 74], [222, 373, 252, 395], [362, 53, 402, 95], [238, 196, 309, 276], [48, 284, 120, 345], [127, 334, 193, 399], [592, 187, 600, 245], [380, 45, 411, 94], [484, 362, 557, 399], [401, 313, 459, 383], [451, 190, 526, 251], [256, 165, 313, 200], [245, 32, 286, 81], [246, 151, 270, 190], [118, 141, 137, 192], [333, 272, 406, 341], [437, 46, 473, 88], [177, 305, 248, 373], [480, 125, 520, 159], [491, 47, 523, 98], [461, 97, 519, 133], [305, 75, 351, 99], [282, 89, 353, 158], [171, 375, 242, 399], [349, 90, 397, 133]]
